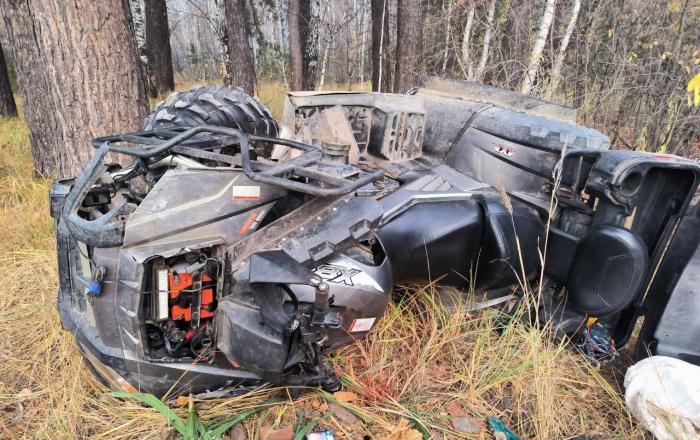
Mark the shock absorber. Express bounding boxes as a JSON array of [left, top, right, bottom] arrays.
[[311, 276, 330, 315]]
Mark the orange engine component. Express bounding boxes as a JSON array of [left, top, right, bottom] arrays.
[[168, 272, 215, 321]]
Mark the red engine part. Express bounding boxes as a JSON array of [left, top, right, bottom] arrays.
[[168, 272, 215, 321]]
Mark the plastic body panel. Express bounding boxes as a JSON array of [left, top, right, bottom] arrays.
[[653, 244, 700, 363]]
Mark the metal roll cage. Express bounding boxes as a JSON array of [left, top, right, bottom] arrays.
[[62, 126, 384, 247]]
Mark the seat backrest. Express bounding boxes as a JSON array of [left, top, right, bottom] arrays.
[[475, 196, 544, 291], [566, 225, 648, 316], [375, 199, 483, 286]]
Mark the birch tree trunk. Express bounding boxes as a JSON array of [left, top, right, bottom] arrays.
[[129, 0, 152, 96], [442, 0, 454, 74], [129, 0, 148, 69], [474, 0, 496, 82], [520, 0, 556, 95], [394, 0, 422, 94], [0, 42, 18, 118], [461, 1, 475, 79], [317, 4, 330, 90], [359, 1, 368, 84], [318, 37, 331, 90], [300, 0, 318, 90], [274, 0, 289, 87], [371, 0, 392, 92], [224, 0, 256, 94], [546, 0, 580, 98], [3, 0, 148, 178]]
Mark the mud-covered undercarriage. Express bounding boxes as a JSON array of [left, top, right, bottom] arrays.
[[51, 79, 700, 397]]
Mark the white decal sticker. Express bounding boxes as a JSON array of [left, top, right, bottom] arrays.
[[232, 185, 261, 200], [348, 317, 376, 333], [157, 269, 169, 321]]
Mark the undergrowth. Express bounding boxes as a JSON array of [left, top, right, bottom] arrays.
[[0, 91, 646, 439]]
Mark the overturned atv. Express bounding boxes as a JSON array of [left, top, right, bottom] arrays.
[[51, 78, 700, 397]]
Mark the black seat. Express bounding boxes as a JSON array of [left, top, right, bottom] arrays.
[[474, 196, 544, 291], [566, 225, 648, 316], [375, 199, 483, 285]]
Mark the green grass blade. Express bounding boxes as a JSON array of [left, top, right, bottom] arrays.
[[208, 399, 283, 438], [109, 391, 186, 434], [184, 397, 203, 440], [409, 416, 431, 439], [293, 420, 317, 440]]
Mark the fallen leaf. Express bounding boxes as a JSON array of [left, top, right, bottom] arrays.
[[451, 415, 482, 434], [304, 408, 323, 420], [227, 424, 247, 440], [381, 419, 423, 440], [446, 402, 465, 417], [332, 391, 359, 403], [260, 425, 294, 440], [328, 403, 358, 425], [310, 398, 321, 409]]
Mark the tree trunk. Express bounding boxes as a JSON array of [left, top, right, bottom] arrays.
[[359, 0, 368, 84], [672, 0, 690, 61], [224, 0, 256, 95], [474, 0, 496, 82], [461, 1, 475, 80], [546, 0, 580, 99], [318, 35, 331, 90], [0, 41, 18, 118], [300, 0, 318, 90], [441, 0, 453, 74], [521, 0, 556, 95], [288, 0, 304, 90], [144, 0, 174, 97], [319, 3, 337, 91], [273, 0, 289, 88], [497, 0, 534, 87], [213, 2, 233, 87], [371, 0, 392, 92], [394, 0, 422, 94], [2, 0, 148, 178], [129, 0, 150, 95], [288, 0, 317, 90]]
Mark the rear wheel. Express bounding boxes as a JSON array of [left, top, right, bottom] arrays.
[[142, 85, 278, 136]]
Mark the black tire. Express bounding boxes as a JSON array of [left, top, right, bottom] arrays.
[[142, 85, 278, 136]]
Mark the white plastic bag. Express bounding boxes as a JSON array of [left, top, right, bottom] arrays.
[[624, 356, 700, 440]]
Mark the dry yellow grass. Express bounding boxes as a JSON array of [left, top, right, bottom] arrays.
[[0, 88, 647, 439]]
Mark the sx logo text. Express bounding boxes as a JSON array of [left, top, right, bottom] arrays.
[[314, 264, 360, 286]]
